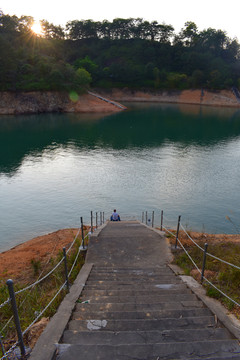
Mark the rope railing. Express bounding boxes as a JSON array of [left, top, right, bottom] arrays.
[[180, 224, 205, 251], [0, 299, 10, 310], [0, 232, 83, 337], [180, 223, 240, 271], [22, 281, 67, 337], [206, 251, 240, 271], [0, 211, 104, 359], [173, 231, 240, 307], [162, 226, 175, 237], [142, 209, 240, 312], [0, 228, 81, 310], [0, 342, 18, 360], [0, 228, 91, 315], [68, 246, 82, 277], [174, 234, 202, 275], [202, 275, 240, 307]]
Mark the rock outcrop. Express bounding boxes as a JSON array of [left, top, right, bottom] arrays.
[[0, 91, 124, 115]]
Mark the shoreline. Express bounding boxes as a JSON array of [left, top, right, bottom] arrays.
[[0, 92, 125, 115], [1, 227, 240, 283], [0, 89, 240, 115], [94, 88, 240, 108]]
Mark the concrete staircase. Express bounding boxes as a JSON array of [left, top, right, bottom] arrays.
[[56, 265, 240, 360]]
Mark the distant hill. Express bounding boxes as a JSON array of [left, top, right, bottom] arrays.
[[0, 15, 240, 91]]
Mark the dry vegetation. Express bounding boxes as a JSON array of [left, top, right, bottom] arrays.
[[167, 229, 240, 318], [0, 227, 89, 356]]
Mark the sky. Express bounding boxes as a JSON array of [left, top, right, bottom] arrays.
[[1, 0, 240, 41]]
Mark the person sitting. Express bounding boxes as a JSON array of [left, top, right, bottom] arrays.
[[110, 209, 121, 221]]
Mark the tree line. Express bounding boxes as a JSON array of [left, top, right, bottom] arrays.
[[0, 12, 240, 92]]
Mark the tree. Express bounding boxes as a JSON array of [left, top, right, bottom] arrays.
[[74, 56, 98, 81], [167, 72, 188, 89], [66, 19, 98, 40], [17, 15, 34, 33], [179, 21, 198, 47], [99, 20, 113, 39], [75, 68, 92, 89], [190, 69, 205, 87], [111, 18, 134, 39], [0, 14, 19, 33], [158, 24, 174, 43], [197, 28, 228, 55], [41, 20, 65, 39]]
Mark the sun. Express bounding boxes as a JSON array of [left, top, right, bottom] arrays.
[[31, 21, 43, 35]]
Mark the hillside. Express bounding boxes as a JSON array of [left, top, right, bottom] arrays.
[[1, 15, 240, 92]]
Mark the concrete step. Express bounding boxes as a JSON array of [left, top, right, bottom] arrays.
[[75, 301, 205, 312], [62, 328, 232, 345], [68, 316, 217, 332], [89, 272, 177, 280], [81, 287, 192, 297], [86, 279, 182, 286], [87, 275, 180, 281], [79, 293, 198, 303], [83, 282, 185, 290], [72, 308, 212, 320], [56, 340, 240, 360], [91, 267, 173, 274]]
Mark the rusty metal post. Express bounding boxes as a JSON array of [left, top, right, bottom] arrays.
[[201, 243, 208, 283], [6, 280, 25, 357], [175, 215, 181, 248], [161, 210, 163, 231], [63, 248, 70, 292], [81, 216, 85, 249], [91, 211, 93, 233]]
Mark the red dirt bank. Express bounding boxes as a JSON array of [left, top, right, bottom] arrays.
[[0, 228, 80, 282], [0, 92, 125, 115], [0, 89, 239, 115], [96, 89, 240, 108], [1, 228, 240, 284]]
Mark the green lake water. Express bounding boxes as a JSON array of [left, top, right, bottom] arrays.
[[1, 102, 240, 251]]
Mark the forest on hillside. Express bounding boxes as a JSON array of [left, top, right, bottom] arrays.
[[1, 12, 240, 92]]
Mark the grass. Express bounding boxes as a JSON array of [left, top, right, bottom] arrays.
[[169, 230, 240, 317], [0, 233, 88, 356]]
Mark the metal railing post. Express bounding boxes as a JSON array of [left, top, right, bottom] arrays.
[[161, 210, 163, 231], [145, 211, 147, 225], [81, 216, 85, 249], [103, 212, 104, 223], [0, 336, 5, 356], [175, 215, 181, 248], [91, 211, 93, 233], [6, 279, 25, 357], [100, 212, 102, 225], [142, 212, 144, 223], [152, 211, 154, 228], [201, 243, 208, 283], [96, 212, 98, 229], [63, 248, 70, 292]]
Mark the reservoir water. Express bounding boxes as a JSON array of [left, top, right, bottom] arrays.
[[1, 102, 240, 251]]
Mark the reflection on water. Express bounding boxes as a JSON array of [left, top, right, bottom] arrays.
[[1, 103, 240, 251]]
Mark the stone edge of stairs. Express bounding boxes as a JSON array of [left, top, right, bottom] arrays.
[[169, 263, 240, 340], [29, 262, 94, 360]]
